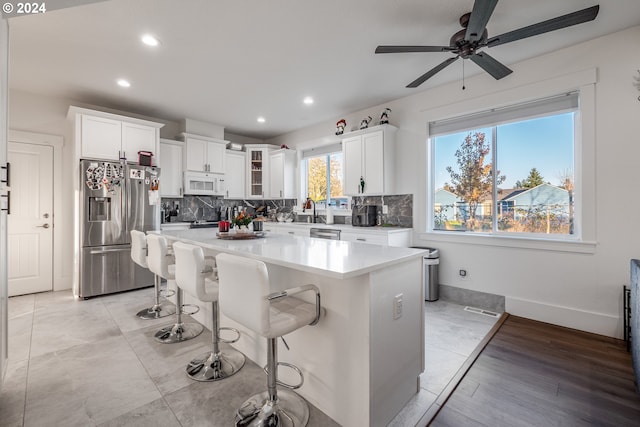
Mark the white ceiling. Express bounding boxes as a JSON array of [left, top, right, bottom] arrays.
[[7, 0, 640, 139]]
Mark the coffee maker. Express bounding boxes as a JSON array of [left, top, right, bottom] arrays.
[[352, 205, 378, 227]]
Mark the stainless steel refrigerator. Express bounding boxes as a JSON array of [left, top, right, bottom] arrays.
[[79, 159, 160, 298]]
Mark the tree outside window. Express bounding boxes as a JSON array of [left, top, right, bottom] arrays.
[[305, 152, 346, 208]]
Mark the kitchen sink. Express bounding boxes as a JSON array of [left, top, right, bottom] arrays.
[[189, 221, 219, 229]]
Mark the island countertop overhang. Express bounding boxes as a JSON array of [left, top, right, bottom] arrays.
[[154, 229, 426, 280]]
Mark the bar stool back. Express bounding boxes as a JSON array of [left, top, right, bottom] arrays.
[[216, 253, 322, 427], [173, 242, 245, 381], [148, 234, 203, 343]]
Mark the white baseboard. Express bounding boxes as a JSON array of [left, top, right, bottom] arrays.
[[505, 296, 621, 339]]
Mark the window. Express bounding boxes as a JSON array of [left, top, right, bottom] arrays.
[[430, 92, 578, 238], [302, 143, 347, 209]]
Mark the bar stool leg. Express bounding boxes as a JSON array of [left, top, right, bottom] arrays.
[[186, 301, 245, 381], [235, 338, 310, 427], [137, 275, 176, 319], [154, 288, 203, 343]]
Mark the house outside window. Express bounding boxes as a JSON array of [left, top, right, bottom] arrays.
[[430, 92, 578, 238], [301, 143, 347, 209]]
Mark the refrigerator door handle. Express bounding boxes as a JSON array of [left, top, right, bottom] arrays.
[[89, 246, 131, 255]]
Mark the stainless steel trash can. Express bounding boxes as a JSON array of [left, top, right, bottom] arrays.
[[412, 247, 439, 301]]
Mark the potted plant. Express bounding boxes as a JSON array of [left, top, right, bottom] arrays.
[[232, 211, 253, 233]]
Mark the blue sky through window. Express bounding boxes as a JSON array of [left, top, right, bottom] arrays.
[[434, 112, 574, 189]]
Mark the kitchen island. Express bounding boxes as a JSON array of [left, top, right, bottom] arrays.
[[156, 229, 426, 427]]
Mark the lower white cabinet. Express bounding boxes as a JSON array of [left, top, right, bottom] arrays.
[[263, 223, 412, 246], [341, 229, 411, 247]]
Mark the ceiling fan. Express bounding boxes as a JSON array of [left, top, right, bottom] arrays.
[[375, 0, 600, 88]]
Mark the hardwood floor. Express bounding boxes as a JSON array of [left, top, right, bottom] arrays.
[[430, 315, 640, 427]]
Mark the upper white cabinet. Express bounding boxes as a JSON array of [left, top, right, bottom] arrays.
[[225, 150, 246, 199], [181, 133, 227, 173], [159, 139, 184, 198], [268, 149, 296, 199], [70, 107, 162, 162], [342, 125, 397, 196], [245, 145, 274, 198]]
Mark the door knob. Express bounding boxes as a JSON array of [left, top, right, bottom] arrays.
[[37, 223, 50, 229]]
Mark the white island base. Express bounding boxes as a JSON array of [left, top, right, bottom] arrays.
[[160, 230, 425, 427]]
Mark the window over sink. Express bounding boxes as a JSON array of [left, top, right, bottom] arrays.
[[301, 142, 348, 209]]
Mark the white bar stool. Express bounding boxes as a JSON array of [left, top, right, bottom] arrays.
[[172, 242, 246, 381], [148, 234, 204, 343], [216, 253, 322, 427], [131, 230, 176, 320]]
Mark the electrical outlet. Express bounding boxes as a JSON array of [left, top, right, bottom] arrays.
[[459, 269, 468, 280], [382, 205, 389, 214], [393, 293, 403, 319]]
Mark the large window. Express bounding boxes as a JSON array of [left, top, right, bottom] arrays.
[[302, 143, 347, 209], [430, 93, 578, 237]]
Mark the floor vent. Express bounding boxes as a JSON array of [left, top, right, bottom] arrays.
[[464, 306, 500, 318]]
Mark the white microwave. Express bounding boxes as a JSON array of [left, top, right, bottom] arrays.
[[183, 171, 225, 196]]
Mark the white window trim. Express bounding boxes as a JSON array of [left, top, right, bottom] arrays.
[[422, 68, 597, 253]]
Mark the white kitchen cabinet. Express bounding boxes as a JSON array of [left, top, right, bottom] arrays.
[[340, 228, 411, 247], [80, 115, 121, 160], [71, 107, 162, 162], [245, 145, 275, 198], [342, 124, 397, 196], [268, 149, 296, 199], [224, 150, 246, 199], [182, 133, 227, 173], [122, 122, 156, 160], [274, 224, 309, 237], [159, 139, 184, 198]]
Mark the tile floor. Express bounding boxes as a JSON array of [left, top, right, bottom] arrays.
[[0, 289, 499, 426]]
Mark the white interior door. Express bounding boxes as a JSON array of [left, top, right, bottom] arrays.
[[7, 142, 53, 296]]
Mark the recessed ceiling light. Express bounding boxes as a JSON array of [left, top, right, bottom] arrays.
[[141, 34, 160, 47], [117, 79, 131, 88], [303, 96, 314, 105], [257, 117, 266, 123]]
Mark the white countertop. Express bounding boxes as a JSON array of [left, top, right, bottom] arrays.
[[156, 228, 426, 279]]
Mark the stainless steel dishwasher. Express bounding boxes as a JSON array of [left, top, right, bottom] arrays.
[[310, 228, 341, 240]]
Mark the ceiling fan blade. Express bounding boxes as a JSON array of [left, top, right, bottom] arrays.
[[407, 57, 459, 88], [469, 52, 513, 80], [465, 0, 499, 42], [486, 5, 600, 48], [375, 45, 454, 54]]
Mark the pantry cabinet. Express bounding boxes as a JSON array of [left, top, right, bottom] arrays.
[[268, 149, 297, 199], [181, 133, 227, 174], [74, 111, 161, 162], [224, 150, 246, 199], [342, 125, 397, 196], [159, 139, 184, 198]]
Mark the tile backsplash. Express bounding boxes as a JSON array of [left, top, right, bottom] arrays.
[[161, 193, 413, 228], [161, 196, 296, 223]]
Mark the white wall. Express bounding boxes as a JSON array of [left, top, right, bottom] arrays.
[[269, 26, 640, 338]]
